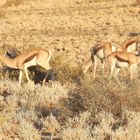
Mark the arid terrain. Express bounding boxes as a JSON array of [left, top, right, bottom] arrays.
[[0, 0, 140, 140]]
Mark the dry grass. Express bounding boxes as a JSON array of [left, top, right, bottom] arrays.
[[62, 112, 92, 140], [1, 72, 140, 139], [1, 0, 138, 9], [0, 0, 140, 139]]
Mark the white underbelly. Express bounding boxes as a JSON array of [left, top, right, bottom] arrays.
[[96, 49, 104, 59], [127, 42, 137, 52], [112, 45, 117, 52], [116, 60, 129, 68], [24, 56, 37, 68]]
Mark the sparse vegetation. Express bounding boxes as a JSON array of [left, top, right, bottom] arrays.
[[3, 0, 23, 7], [0, 0, 140, 139]]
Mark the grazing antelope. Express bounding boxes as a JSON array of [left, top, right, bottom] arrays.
[[0, 48, 52, 85], [107, 51, 140, 81], [118, 36, 140, 52], [82, 42, 116, 78]]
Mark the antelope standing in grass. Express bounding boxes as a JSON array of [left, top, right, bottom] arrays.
[[82, 42, 116, 78], [107, 51, 140, 81], [0, 48, 52, 85]]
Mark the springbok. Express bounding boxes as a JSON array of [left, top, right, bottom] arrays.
[[2, 45, 55, 84], [0, 48, 52, 85], [82, 42, 116, 78], [107, 51, 140, 81], [118, 36, 140, 52]]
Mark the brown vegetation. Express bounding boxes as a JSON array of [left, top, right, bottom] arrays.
[[0, 0, 140, 139]]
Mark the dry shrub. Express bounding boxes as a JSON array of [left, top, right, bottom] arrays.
[[1, 75, 140, 139], [0, 68, 19, 83], [91, 111, 115, 140], [17, 119, 41, 140], [0, 112, 40, 140], [67, 75, 123, 118], [91, 109, 140, 140], [0, 80, 20, 96], [2, 81, 68, 113], [0, 79, 68, 112], [77, 72, 140, 116], [115, 80, 140, 112], [62, 111, 93, 140], [0, 81, 19, 113], [41, 114, 60, 133], [59, 109, 139, 140], [0, 107, 39, 139], [0, 111, 18, 139], [51, 55, 82, 83], [0, 80, 68, 123]]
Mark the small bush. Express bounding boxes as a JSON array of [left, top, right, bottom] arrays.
[[17, 119, 41, 140], [62, 112, 93, 140], [51, 55, 82, 83], [41, 114, 60, 133]]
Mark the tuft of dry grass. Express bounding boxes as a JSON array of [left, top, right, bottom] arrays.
[[17, 118, 41, 140], [62, 111, 93, 140], [51, 55, 82, 83], [41, 114, 60, 132]]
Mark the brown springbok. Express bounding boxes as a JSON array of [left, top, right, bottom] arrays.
[[82, 42, 116, 78], [107, 51, 140, 81], [0, 48, 52, 85]]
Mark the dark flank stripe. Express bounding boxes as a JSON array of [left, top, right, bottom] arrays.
[[23, 53, 38, 63], [116, 55, 129, 63], [92, 45, 102, 54], [126, 41, 136, 49]]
